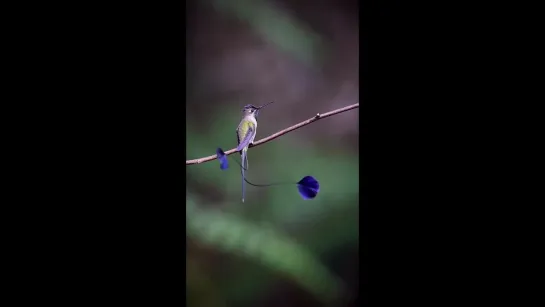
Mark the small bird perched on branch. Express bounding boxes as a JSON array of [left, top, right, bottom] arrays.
[[216, 101, 321, 202], [235, 101, 274, 202]]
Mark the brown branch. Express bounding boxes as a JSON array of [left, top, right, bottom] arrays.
[[186, 103, 359, 165]]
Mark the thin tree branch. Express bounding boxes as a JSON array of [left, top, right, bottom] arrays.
[[186, 103, 359, 165]]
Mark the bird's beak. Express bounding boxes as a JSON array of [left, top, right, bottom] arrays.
[[255, 101, 273, 117], [257, 101, 274, 110]]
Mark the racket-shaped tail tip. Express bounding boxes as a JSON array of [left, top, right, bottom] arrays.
[[216, 148, 229, 170], [297, 176, 320, 200]]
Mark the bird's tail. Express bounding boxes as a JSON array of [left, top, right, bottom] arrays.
[[241, 149, 247, 202]]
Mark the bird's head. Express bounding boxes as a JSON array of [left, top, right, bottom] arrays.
[[242, 104, 259, 117], [241, 101, 274, 118]]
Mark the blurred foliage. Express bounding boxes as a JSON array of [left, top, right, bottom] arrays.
[[187, 0, 359, 306], [187, 198, 343, 304], [211, 0, 323, 66]]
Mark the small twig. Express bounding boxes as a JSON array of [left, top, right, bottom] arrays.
[[186, 103, 359, 165]]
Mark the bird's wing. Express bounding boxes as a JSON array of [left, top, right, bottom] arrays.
[[236, 120, 244, 144], [236, 121, 255, 152]]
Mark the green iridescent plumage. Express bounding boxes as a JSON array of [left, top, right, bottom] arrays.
[[236, 120, 256, 151], [236, 116, 256, 203]]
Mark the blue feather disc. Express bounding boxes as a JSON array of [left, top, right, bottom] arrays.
[[297, 176, 320, 199], [216, 148, 229, 170]]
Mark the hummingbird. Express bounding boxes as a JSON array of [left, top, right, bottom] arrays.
[[235, 101, 274, 202]]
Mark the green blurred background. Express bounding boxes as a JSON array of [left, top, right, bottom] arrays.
[[186, 0, 359, 306]]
